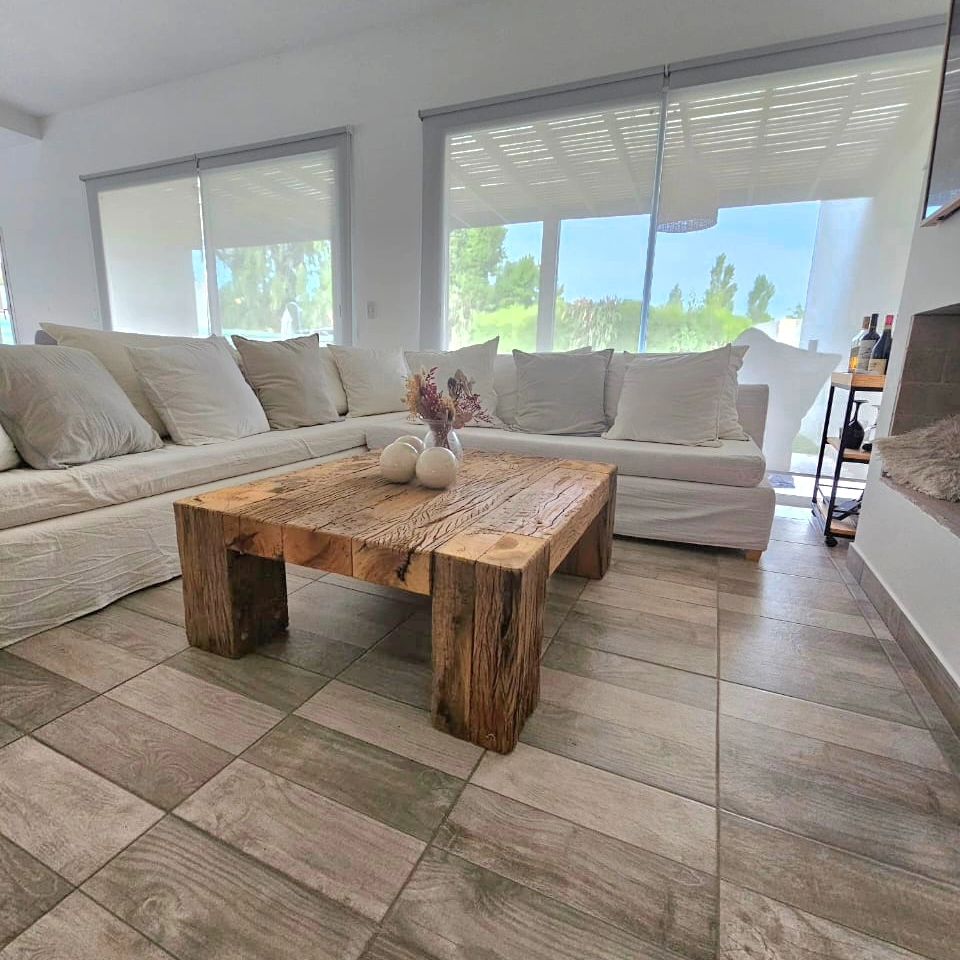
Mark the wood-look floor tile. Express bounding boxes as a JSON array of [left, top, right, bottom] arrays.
[[82, 816, 374, 960], [296, 680, 482, 779], [319, 573, 426, 604], [0, 835, 71, 949], [933, 728, 960, 779], [0, 891, 173, 959], [473, 743, 715, 873], [574, 582, 717, 626], [106, 665, 283, 755], [244, 715, 462, 841], [558, 601, 717, 676], [69, 607, 188, 662], [0, 652, 96, 732], [720, 813, 960, 960], [8, 627, 153, 693], [729, 538, 843, 581], [286, 561, 326, 581], [719, 589, 872, 637], [544, 640, 716, 709], [258, 626, 366, 676], [177, 759, 424, 921], [165, 647, 328, 711], [720, 611, 922, 725], [719, 567, 855, 605], [288, 581, 415, 648], [34, 698, 230, 809], [360, 932, 434, 959], [0, 738, 161, 884], [720, 715, 960, 885], [767, 515, 823, 546], [719, 881, 927, 960], [385, 847, 675, 960], [582, 569, 717, 608], [610, 539, 718, 590], [522, 701, 715, 804], [720, 681, 948, 771], [879, 638, 955, 734], [0, 722, 19, 748], [437, 785, 716, 959], [116, 582, 185, 627], [340, 612, 432, 709]]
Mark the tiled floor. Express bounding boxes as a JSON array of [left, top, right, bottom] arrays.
[[1, 505, 959, 959]]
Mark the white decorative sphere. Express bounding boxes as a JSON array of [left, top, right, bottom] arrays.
[[379, 441, 419, 483], [395, 434, 425, 454], [416, 447, 459, 489]]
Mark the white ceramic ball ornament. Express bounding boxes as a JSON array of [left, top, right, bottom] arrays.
[[415, 447, 459, 489], [395, 435, 425, 454], [379, 441, 419, 483]]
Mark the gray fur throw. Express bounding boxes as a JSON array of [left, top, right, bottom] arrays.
[[876, 415, 960, 501]]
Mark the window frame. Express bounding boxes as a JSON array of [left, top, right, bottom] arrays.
[[419, 17, 944, 351], [0, 229, 17, 344], [84, 128, 354, 344]]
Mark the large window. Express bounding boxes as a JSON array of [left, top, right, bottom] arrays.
[[0, 231, 15, 344], [424, 30, 941, 473], [87, 131, 352, 344]]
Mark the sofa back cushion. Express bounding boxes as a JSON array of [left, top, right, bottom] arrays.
[[40, 323, 235, 436], [328, 345, 409, 418], [127, 339, 269, 445], [0, 424, 19, 471], [320, 347, 348, 415], [233, 334, 340, 430], [604, 346, 731, 446], [0, 345, 162, 468], [513, 349, 613, 436]]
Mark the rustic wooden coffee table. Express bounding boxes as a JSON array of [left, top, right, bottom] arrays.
[[174, 450, 616, 752]]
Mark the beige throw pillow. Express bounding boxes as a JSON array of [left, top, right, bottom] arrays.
[[0, 423, 19, 470], [604, 345, 731, 446], [233, 334, 340, 430], [39, 323, 234, 436], [127, 339, 269, 445], [320, 347, 348, 414], [404, 337, 501, 427], [0, 346, 162, 468]]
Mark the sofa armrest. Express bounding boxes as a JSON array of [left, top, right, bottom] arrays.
[[736, 384, 769, 448]]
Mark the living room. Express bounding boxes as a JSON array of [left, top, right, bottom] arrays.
[[1, 0, 959, 957]]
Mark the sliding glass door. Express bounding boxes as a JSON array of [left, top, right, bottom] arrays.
[[87, 131, 353, 344], [427, 38, 940, 474]]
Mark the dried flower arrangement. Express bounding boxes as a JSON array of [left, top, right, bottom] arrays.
[[404, 367, 491, 450]]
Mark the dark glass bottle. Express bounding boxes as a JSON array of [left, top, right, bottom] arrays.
[[856, 314, 880, 371], [868, 315, 894, 374]]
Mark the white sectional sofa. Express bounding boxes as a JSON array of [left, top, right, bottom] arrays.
[[0, 348, 773, 647]]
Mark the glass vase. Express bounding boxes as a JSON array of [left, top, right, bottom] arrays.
[[422, 419, 463, 461]]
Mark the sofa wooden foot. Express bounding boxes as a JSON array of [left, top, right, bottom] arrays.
[[743, 549, 763, 562]]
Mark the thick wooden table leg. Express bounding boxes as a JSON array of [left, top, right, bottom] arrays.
[[432, 534, 548, 753], [558, 474, 616, 579], [174, 503, 288, 658]]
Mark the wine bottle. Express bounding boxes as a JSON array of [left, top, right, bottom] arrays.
[[849, 316, 870, 372], [856, 313, 880, 370], [868, 315, 894, 374]]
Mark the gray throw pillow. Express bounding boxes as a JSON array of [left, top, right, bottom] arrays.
[[127, 339, 270, 445], [233, 334, 341, 430], [0, 346, 162, 469], [513, 349, 613, 435]]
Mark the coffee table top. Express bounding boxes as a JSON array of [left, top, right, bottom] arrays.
[[178, 450, 616, 595]]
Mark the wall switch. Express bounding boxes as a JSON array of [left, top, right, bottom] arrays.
[[366, 300, 377, 320]]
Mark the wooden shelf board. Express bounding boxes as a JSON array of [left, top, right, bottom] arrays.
[[827, 437, 871, 462], [831, 371, 886, 390], [814, 497, 858, 538]]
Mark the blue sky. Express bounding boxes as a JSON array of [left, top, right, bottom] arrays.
[[502, 202, 822, 318]]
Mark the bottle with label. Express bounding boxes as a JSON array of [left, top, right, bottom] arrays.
[[848, 316, 870, 372], [856, 313, 880, 371], [868, 315, 894, 374]]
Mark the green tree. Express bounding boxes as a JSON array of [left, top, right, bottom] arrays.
[[494, 254, 539, 307], [217, 241, 332, 335], [746, 274, 776, 324], [667, 283, 683, 308], [448, 227, 507, 343], [787, 301, 805, 319], [705, 253, 737, 312]]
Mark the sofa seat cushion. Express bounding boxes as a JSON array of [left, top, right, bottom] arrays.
[[364, 418, 766, 488], [0, 415, 403, 531]]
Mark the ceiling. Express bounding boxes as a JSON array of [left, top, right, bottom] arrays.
[[0, 0, 474, 116]]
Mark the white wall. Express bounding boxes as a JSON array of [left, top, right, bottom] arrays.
[[0, 0, 944, 348], [856, 211, 960, 685]]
